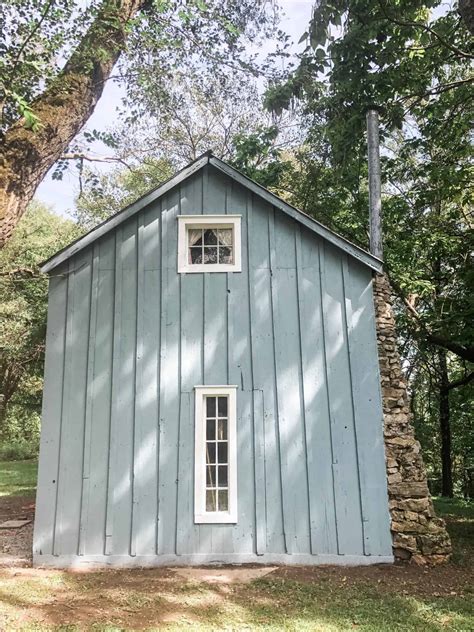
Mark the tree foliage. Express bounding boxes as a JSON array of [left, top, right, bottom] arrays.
[[258, 0, 473, 494], [0, 203, 79, 453]]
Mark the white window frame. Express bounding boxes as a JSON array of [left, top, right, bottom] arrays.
[[177, 215, 242, 274], [194, 385, 238, 524]]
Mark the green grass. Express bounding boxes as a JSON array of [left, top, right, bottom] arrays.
[[433, 496, 474, 567], [0, 463, 472, 630], [0, 459, 37, 497], [0, 567, 472, 631]]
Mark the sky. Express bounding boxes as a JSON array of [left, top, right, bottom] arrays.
[[35, 0, 314, 218]]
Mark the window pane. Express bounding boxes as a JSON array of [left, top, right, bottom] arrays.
[[188, 229, 203, 246], [206, 489, 217, 512], [218, 465, 228, 487], [217, 442, 228, 464], [203, 246, 218, 263], [217, 419, 227, 440], [206, 418, 215, 440], [218, 490, 228, 511], [189, 246, 203, 264], [206, 465, 216, 486], [206, 397, 216, 417], [217, 397, 227, 417], [218, 247, 233, 264], [203, 229, 218, 245], [206, 442, 216, 464], [218, 229, 233, 246]]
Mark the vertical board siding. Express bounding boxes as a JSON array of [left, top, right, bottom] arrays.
[[343, 259, 392, 555], [321, 243, 364, 555], [248, 197, 285, 554], [177, 174, 204, 555], [55, 253, 92, 555], [83, 234, 115, 555], [158, 191, 181, 555], [33, 269, 68, 556], [132, 208, 160, 556], [113, 218, 138, 555], [297, 230, 338, 554], [227, 180, 255, 554], [36, 165, 392, 563], [270, 211, 311, 554]]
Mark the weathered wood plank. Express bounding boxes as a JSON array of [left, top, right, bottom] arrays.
[[83, 236, 115, 555], [271, 211, 311, 555], [297, 229, 338, 554], [248, 197, 284, 554], [343, 259, 392, 555], [321, 243, 364, 555], [132, 212, 160, 556], [105, 232, 121, 555], [78, 245, 99, 556], [158, 190, 181, 555], [227, 179, 254, 554], [112, 218, 138, 556], [55, 252, 92, 555], [177, 272, 204, 554], [33, 270, 68, 556]]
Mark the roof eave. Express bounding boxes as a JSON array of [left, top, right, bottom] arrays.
[[40, 153, 211, 274], [208, 156, 383, 273]]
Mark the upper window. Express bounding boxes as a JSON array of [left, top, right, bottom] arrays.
[[194, 385, 238, 523], [178, 215, 242, 273]]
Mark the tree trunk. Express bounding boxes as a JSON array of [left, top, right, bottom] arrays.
[[0, 0, 147, 246], [459, 0, 474, 36], [438, 348, 453, 497]]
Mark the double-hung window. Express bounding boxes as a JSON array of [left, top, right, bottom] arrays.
[[194, 386, 237, 523], [178, 215, 241, 273]]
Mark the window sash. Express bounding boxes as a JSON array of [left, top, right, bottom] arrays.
[[177, 215, 242, 274], [194, 386, 238, 523]]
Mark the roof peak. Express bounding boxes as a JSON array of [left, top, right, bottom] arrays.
[[40, 154, 382, 274]]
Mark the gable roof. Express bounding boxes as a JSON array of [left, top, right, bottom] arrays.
[[40, 152, 383, 274]]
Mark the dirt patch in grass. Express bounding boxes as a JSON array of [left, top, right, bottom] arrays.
[[272, 560, 473, 598], [0, 489, 472, 630], [0, 563, 473, 631], [0, 494, 34, 567]]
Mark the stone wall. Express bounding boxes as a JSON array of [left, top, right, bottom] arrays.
[[373, 273, 452, 564]]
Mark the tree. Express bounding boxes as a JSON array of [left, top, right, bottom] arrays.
[[260, 0, 473, 495], [0, 0, 277, 245], [0, 202, 79, 436], [73, 72, 298, 227]]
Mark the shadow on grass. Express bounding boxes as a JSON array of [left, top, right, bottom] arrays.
[[0, 568, 473, 631], [433, 497, 474, 567]]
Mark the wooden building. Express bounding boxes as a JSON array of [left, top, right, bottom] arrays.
[[33, 152, 393, 567]]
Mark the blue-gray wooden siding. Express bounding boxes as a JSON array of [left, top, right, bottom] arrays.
[[34, 165, 392, 559]]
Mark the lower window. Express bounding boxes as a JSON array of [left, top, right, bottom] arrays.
[[194, 385, 238, 523]]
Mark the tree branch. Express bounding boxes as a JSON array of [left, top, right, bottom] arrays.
[[61, 152, 133, 171], [388, 272, 474, 363], [444, 371, 474, 392], [378, 0, 474, 60]]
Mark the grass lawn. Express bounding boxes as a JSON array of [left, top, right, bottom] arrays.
[[0, 460, 472, 630], [0, 460, 37, 497]]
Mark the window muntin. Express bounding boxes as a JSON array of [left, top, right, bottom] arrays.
[[205, 395, 229, 512], [194, 386, 237, 523], [188, 228, 234, 265], [178, 216, 241, 273]]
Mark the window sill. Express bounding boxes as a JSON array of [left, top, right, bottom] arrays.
[[194, 512, 237, 524], [179, 263, 242, 274]]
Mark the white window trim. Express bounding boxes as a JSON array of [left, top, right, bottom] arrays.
[[177, 215, 242, 274], [194, 385, 238, 524]]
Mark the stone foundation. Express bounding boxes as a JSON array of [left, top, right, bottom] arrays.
[[373, 273, 451, 564]]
